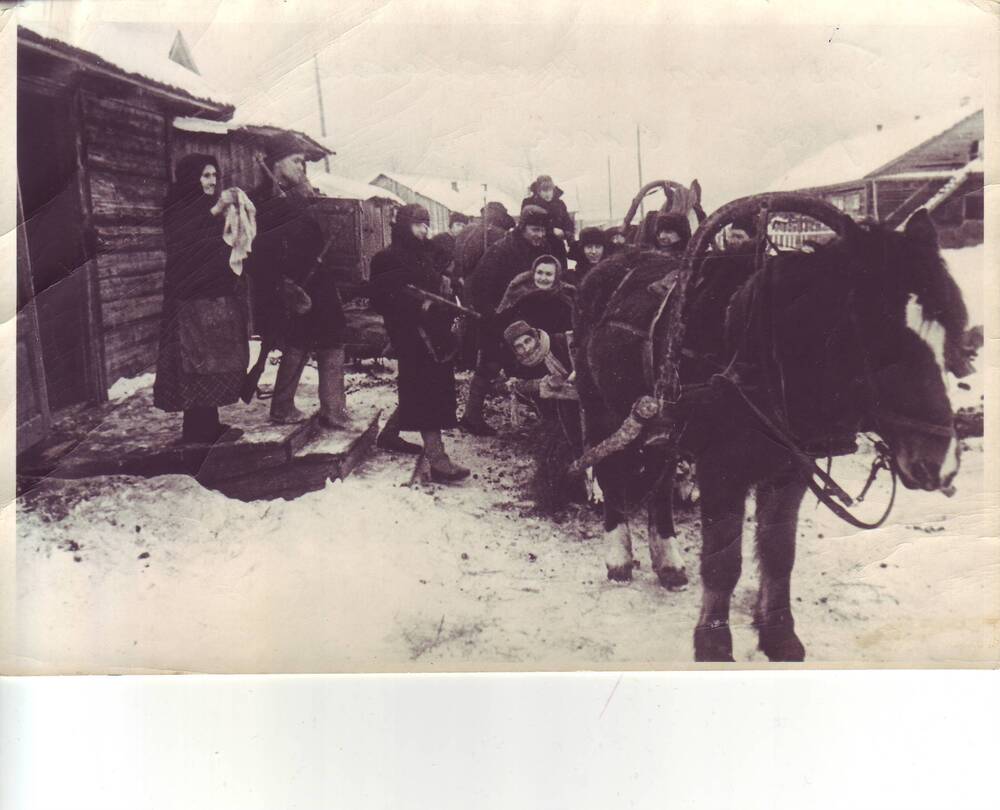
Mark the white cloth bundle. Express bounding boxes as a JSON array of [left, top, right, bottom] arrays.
[[221, 188, 257, 276]]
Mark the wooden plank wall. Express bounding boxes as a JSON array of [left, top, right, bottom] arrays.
[[80, 91, 169, 385], [171, 129, 265, 193]]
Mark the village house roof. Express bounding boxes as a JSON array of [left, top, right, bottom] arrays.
[[371, 172, 520, 217], [18, 22, 233, 118], [767, 106, 983, 192], [172, 117, 335, 164], [310, 173, 404, 204]]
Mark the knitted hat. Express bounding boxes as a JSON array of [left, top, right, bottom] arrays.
[[519, 204, 550, 228], [396, 203, 431, 227], [265, 132, 306, 166], [579, 226, 606, 247], [503, 319, 538, 346]]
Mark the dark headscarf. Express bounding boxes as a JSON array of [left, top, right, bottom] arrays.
[[165, 153, 220, 210]]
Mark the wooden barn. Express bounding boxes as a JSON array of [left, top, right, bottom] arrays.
[[768, 104, 984, 248], [16, 22, 403, 455], [16, 23, 235, 453]]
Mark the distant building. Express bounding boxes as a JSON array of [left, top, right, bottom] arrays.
[[369, 172, 519, 233], [768, 105, 983, 248]]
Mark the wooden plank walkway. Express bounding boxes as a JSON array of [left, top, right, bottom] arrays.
[[18, 384, 381, 502]]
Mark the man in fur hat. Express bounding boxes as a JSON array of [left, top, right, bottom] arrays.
[[521, 174, 575, 263], [249, 133, 349, 428], [453, 201, 515, 289], [459, 205, 555, 435], [570, 226, 607, 282], [430, 211, 469, 280]]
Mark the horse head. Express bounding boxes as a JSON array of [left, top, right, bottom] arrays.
[[845, 209, 969, 492], [696, 196, 967, 496]]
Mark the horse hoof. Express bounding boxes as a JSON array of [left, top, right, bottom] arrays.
[[757, 627, 806, 662], [694, 623, 734, 662], [655, 566, 688, 591], [606, 564, 633, 583]]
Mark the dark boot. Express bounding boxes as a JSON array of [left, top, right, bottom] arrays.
[[422, 430, 470, 483], [316, 346, 351, 429], [377, 408, 423, 454], [269, 348, 308, 424], [458, 371, 497, 436]]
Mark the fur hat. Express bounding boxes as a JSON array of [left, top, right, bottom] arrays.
[[448, 211, 470, 228], [503, 319, 538, 346], [396, 203, 431, 227], [579, 226, 606, 247], [264, 132, 306, 167], [654, 211, 692, 243], [519, 204, 550, 229]]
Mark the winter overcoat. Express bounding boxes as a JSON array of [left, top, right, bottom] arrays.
[[369, 224, 458, 431], [249, 185, 345, 350]]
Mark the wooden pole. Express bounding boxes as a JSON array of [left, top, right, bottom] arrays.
[[636, 124, 644, 218], [607, 155, 613, 221], [313, 54, 330, 174]]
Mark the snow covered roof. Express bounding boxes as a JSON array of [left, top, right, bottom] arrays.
[[18, 22, 232, 116], [768, 107, 982, 192], [311, 173, 403, 204], [371, 172, 520, 216], [172, 118, 333, 163]]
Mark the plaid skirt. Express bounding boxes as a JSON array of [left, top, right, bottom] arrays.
[[153, 295, 248, 412]]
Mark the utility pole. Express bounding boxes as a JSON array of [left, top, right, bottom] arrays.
[[607, 155, 613, 222], [313, 54, 330, 174], [636, 124, 644, 217]]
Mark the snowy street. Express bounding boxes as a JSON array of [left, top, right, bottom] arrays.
[[12, 370, 996, 674]]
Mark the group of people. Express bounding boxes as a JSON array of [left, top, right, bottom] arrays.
[[151, 150, 699, 489], [368, 173, 699, 486]]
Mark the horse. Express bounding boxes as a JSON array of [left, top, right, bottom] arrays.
[[572, 193, 971, 662]]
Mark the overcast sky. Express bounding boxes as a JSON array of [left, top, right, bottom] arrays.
[[23, 0, 992, 220]]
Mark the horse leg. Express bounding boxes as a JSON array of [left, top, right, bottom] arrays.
[[753, 474, 808, 662], [597, 455, 635, 582], [693, 464, 747, 663], [648, 463, 688, 590]]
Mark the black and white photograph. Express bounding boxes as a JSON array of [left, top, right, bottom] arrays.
[[7, 0, 997, 674]]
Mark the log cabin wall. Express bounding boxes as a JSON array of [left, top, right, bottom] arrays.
[[79, 89, 171, 386], [170, 129, 266, 193]]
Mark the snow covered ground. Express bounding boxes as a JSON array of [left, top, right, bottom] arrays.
[[11, 368, 997, 674]]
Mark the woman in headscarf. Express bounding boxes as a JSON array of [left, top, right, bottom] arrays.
[[153, 154, 249, 444], [369, 204, 470, 483], [495, 254, 575, 343]]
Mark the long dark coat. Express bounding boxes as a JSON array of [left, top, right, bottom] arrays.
[[249, 185, 345, 350], [452, 222, 508, 288], [153, 159, 248, 413], [429, 231, 457, 276], [369, 224, 458, 431]]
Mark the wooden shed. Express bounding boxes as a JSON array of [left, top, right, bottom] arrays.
[[769, 105, 984, 248], [16, 23, 234, 452]]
